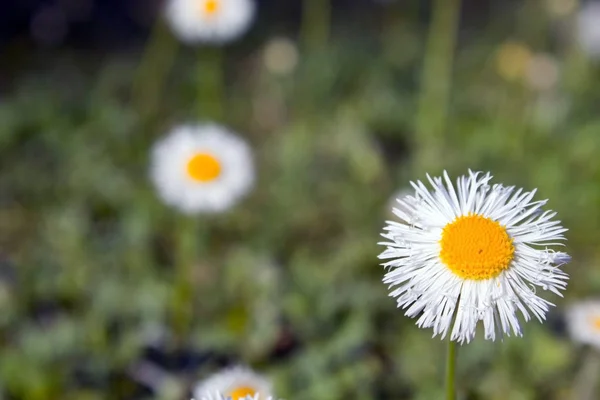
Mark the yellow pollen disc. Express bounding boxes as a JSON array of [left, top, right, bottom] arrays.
[[228, 386, 257, 400], [589, 316, 600, 331], [202, 0, 220, 15], [439, 214, 515, 280], [186, 152, 221, 182]]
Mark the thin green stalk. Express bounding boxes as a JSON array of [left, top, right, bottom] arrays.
[[124, 198, 154, 275], [414, 0, 462, 174], [445, 338, 457, 400], [492, 85, 530, 163], [301, 0, 331, 53], [170, 217, 202, 338], [197, 48, 224, 120], [132, 18, 179, 120]]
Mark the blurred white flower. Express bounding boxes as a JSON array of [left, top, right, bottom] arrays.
[[577, 1, 600, 58], [526, 53, 560, 91], [195, 393, 278, 400], [165, 0, 255, 44], [566, 300, 600, 349], [150, 123, 254, 214], [193, 366, 273, 400], [263, 37, 299, 76], [379, 170, 570, 344]]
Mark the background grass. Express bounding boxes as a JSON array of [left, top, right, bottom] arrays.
[[1, 0, 600, 399]]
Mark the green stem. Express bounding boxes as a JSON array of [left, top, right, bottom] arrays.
[[301, 0, 331, 53], [124, 198, 154, 275], [132, 18, 179, 121], [414, 0, 462, 174], [445, 338, 457, 400], [492, 85, 529, 163], [171, 217, 201, 339], [197, 48, 224, 120]]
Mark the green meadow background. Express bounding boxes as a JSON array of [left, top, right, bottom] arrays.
[[1, 0, 600, 399]]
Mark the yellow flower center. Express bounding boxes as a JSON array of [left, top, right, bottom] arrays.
[[202, 0, 220, 16], [589, 316, 600, 331], [228, 386, 257, 400], [439, 214, 515, 280], [186, 153, 221, 182]]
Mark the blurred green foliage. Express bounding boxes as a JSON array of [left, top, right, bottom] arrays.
[[2, 1, 600, 399]]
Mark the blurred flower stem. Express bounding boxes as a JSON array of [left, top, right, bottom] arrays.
[[132, 18, 178, 121], [301, 0, 331, 52], [493, 86, 530, 162], [197, 48, 224, 120], [445, 338, 457, 400], [124, 198, 154, 274], [171, 217, 202, 339], [573, 349, 600, 400], [414, 0, 462, 173]]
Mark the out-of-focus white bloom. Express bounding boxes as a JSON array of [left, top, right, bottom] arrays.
[[195, 393, 279, 400], [379, 170, 570, 344], [526, 53, 560, 91], [165, 0, 255, 44], [263, 37, 299, 76], [193, 366, 273, 400], [577, 2, 600, 58], [150, 123, 254, 214], [566, 300, 600, 349]]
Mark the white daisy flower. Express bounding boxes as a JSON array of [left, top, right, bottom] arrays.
[[165, 0, 255, 44], [566, 300, 600, 349], [379, 170, 570, 344], [193, 366, 273, 400], [195, 393, 278, 400], [577, 1, 600, 59], [150, 123, 254, 214]]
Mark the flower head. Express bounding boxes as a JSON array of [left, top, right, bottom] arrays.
[[566, 300, 600, 349], [195, 394, 278, 400], [150, 123, 254, 214], [379, 170, 570, 343], [193, 366, 273, 400], [165, 0, 255, 44]]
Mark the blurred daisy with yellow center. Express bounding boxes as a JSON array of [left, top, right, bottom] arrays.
[[202, 0, 220, 16], [379, 170, 570, 343], [165, 0, 255, 44], [193, 366, 273, 400], [150, 123, 254, 214], [197, 393, 278, 400], [566, 300, 600, 349]]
